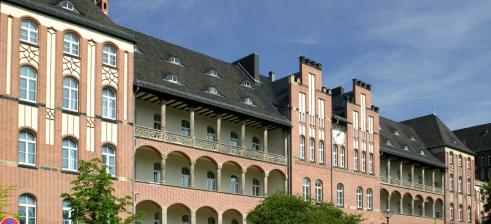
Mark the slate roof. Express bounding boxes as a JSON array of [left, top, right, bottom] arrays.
[[402, 114, 474, 155], [4, 0, 133, 42], [129, 30, 291, 127], [380, 117, 445, 168], [454, 123, 491, 153]]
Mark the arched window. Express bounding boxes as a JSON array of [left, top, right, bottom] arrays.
[[165, 74, 179, 84], [299, 136, 305, 159], [230, 132, 238, 146], [169, 56, 181, 65], [458, 204, 463, 221], [207, 126, 216, 142], [315, 180, 323, 203], [182, 215, 190, 224], [181, 167, 190, 187], [181, 120, 190, 136], [63, 77, 79, 111], [459, 155, 463, 167], [19, 130, 36, 165], [449, 152, 454, 164], [243, 80, 252, 88], [19, 194, 36, 224], [19, 66, 37, 102], [62, 199, 74, 224], [361, 152, 367, 172], [102, 87, 116, 119], [467, 178, 471, 195], [332, 145, 338, 166], [366, 188, 373, 209], [339, 146, 345, 168], [20, 19, 38, 44], [450, 203, 454, 220], [356, 187, 363, 209], [103, 44, 117, 66], [252, 178, 261, 196], [309, 138, 315, 161], [336, 184, 344, 207], [368, 153, 374, 174], [153, 163, 161, 183], [449, 174, 454, 191], [61, 1, 75, 11], [231, 175, 239, 194], [354, 149, 359, 171], [458, 176, 463, 193], [207, 69, 218, 77], [62, 138, 77, 171], [302, 178, 310, 201], [63, 32, 79, 56], [319, 140, 324, 163], [207, 171, 216, 191], [102, 145, 115, 176], [252, 137, 260, 151]]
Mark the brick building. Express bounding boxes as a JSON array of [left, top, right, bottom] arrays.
[[0, 0, 479, 224]]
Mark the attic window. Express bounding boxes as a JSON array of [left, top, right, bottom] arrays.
[[242, 80, 253, 88], [404, 145, 410, 151], [168, 56, 181, 65], [410, 136, 416, 141], [207, 69, 219, 77], [61, 1, 75, 11], [394, 130, 400, 136], [243, 97, 255, 106], [207, 86, 220, 96], [385, 140, 392, 146], [164, 74, 179, 84], [420, 150, 426, 156]]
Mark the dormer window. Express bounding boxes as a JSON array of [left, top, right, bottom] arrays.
[[61, 1, 75, 11], [394, 130, 400, 136], [207, 86, 220, 95], [243, 97, 254, 106], [404, 145, 410, 151], [168, 56, 181, 65], [420, 150, 426, 156], [207, 69, 218, 77], [385, 140, 392, 146], [242, 80, 253, 88], [410, 136, 416, 141], [164, 74, 179, 84]]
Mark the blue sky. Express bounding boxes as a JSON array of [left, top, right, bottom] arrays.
[[109, 0, 491, 130]]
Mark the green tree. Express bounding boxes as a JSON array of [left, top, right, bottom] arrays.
[[61, 158, 140, 224], [482, 180, 491, 224], [0, 185, 14, 220], [247, 193, 363, 224]]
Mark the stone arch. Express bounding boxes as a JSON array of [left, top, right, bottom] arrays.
[[136, 200, 162, 224], [166, 151, 192, 187], [195, 156, 219, 191], [196, 206, 218, 224], [268, 169, 286, 194], [135, 146, 163, 183], [167, 203, 191, 224], [380, 188, 390, 211], [222, 209, 244, 224], [245, 165, 266, 196], [222, 161, 243, 194], [389, 191, 402, 213], [402, 193, 413, 215]]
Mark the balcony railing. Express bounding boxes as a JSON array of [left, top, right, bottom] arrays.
[[135, 126, 287, 165], [380, 176, 443, 195]]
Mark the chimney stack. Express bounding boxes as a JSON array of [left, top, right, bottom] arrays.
[[92, 0, 109, 15], [269, 71, 276, 81]]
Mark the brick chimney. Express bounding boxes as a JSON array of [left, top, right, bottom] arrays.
[[92, 0, 109, 15]]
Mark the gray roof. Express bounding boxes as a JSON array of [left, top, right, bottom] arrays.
[[402, 114, 474, 155], [130, 30, 291, 127], [5, 0, 133, 42], [380, 117, 445, 168], [454, 123, 491, 153]]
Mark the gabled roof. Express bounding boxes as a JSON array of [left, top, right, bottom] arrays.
[[4, 0, 133, 42], [454, 123, 491, 153], [129, 30, 291, 127], [380, 117, 445, 168], [402, 114, 474, 155]]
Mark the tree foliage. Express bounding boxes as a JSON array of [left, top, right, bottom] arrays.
[[482, 180, 491, 224], [61, 159, 140, 224], [0, 185, 14, 220], [247, 193, 363, 224]]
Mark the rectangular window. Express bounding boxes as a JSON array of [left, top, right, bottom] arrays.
[[153, 114, 161, 130], [332, 146, 338, 167], [360, 94, 366, 131], [299, 93, 306, 122], [318, 99, 325, 128], [308, 74, 315, 116]]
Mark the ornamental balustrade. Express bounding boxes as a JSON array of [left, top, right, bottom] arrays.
[[135, 126, 287, 165], [380, 176, 444, 195]]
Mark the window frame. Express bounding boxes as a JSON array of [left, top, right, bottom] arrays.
[[19, 194, 36, 224], [302, 178, 310, 201], [181, 167, 190, 187], [207, 171, 216, 191], [20, 19, 38, 45], [319, 140, 324, 163], [229, 132, 239, 147], [339, 146, 345, 168], [361, 151, 367, 172], [299, 135, 305, 159], [252, 178, 261, 196], [62, 199, 74, 224], [19, 66, 37, 102], [309, 138, 315, 161], [207, 126, 216, 142], [102, 145, 116, 176], [252, 137, 260, 151], [354, 149, 359, 171], [103, 44, 117, 67], [102, 87, 116, 120], [181, 120, 191, 136], [62, 138, 78, 171], [63, 32, 80, 56], [315, 179, 323, 203], [18, 130, 36, 166], [366, 188, 373, 210], [336, 183, 344, 207], [63, 76, 79, 111], [356, 187, 363, 209], [332, 145, 338, 167], [230, 175, 239, 194]]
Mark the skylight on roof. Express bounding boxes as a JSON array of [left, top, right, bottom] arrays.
[[242, 80, 253, 88], [207, 86, 220, 95], [404, 145, 410, 151], [61, 1, 75, 11], [385, 140, 392, 146], [164, 74, 179, 84], [207, 69, 218, 77], [243, 97, 255, 106], [169, 56, 181, 65]]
